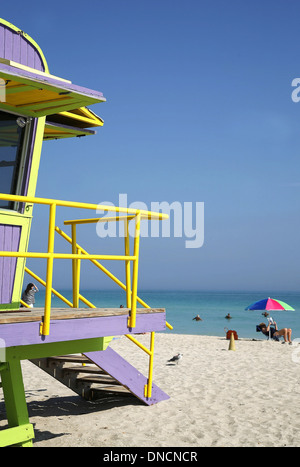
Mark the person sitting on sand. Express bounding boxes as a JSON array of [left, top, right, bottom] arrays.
[[225, 313, 232, 319], [193, 314, 202, 321], [258, 321, 292, 344]]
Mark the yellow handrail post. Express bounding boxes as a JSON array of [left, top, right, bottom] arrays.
[[76, 247, 81, 304], [146, 331, 155, 398], [124, 218, 131, 309], [43, 202, 56, 336], [71, 224, 79, 308], [129, 211, 141, 328]]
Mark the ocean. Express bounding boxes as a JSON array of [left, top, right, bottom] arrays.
[[32, 290, 300, 341]]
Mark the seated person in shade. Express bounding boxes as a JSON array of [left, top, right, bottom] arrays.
[[257, 321, 292, 344], [21, 283, 39, 308]]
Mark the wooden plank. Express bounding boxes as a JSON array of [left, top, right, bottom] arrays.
[[47, 355, 90, 364], [77, 375, 122, 385], [62, 365, 106, 375], [90, 386, 132, 395], [0, 307, 164, 324]]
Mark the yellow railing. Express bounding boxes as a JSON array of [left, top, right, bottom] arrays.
[[64, 213, 143, 328], [54, 225, 151, 309], [61, 215, 172, 330], [0, 193, 169, 337]]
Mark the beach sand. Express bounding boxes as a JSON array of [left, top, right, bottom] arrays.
[[1, 333, 300, 447]]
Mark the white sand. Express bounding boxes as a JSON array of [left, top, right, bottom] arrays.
[[1, 333, 300, 447]]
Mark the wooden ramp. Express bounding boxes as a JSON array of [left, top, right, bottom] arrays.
[[84, 347, 169, 405], [30, 348, 169, 406]]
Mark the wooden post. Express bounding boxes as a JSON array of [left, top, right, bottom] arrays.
[[0, 359, 34, 446]]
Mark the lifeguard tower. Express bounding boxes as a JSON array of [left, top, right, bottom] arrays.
[[0, 18, 171, 447]]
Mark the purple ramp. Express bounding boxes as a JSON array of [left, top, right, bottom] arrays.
[[84, 347, 169, 406]]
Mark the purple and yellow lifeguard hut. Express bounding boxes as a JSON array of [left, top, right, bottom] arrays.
[[0, 18, 171, 447]]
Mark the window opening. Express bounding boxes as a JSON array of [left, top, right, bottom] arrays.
[[0, 111, 32, 210]]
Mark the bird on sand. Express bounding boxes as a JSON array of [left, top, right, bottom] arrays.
[[168, 353, 183, 364]]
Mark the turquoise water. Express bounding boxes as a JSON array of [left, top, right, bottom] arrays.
[[32, 289, 300, 340]]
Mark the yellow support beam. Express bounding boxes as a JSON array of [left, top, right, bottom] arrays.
[[129, 212, 141, 328], [124, 218, 132, 309], [125, 334, 152, 356], [71, 224, 79, 308], [43, 203, 56, 336], [0, 193, 168, 221], [0, 251, 135, 260], [78, 294, 96, 308], [125, 331, 155, 399], [146, 332, 155, 398]]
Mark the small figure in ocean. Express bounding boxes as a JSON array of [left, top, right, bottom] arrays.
[[167, 353, 183, 365], [262, 311, 269, 317], [21, 283, 39, 308], [225, 313, 232, 319], [193, 314, 202, 321]]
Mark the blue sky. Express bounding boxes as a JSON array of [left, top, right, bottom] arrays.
[[2, 0, 300, 291]]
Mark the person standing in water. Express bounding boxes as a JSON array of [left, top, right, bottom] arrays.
[[193, 314, 202, 321]]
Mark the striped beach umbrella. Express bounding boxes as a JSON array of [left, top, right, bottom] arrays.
[[246, 297, 295, 340], [245, 297, 295, 311]]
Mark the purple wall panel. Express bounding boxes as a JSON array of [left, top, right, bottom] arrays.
[[12, 31, 21, 63], [0, 23, 45, 71], [0, 224, 21, 304], [0, 27, 4, 57]]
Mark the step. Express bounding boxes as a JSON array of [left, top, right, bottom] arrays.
[[62, 365, 107, 375], [90, 386, 133, 396], [76, 375, 122, 385], [30, 347, 170, 405], [48, 355, 91, 364]]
